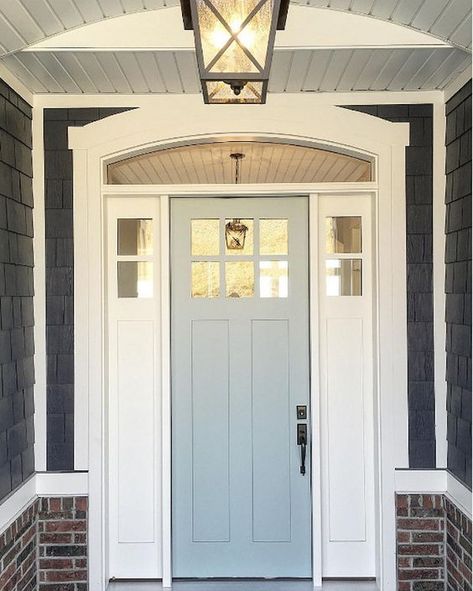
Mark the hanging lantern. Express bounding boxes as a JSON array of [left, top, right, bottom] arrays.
[[180, 0, 290, 104], [225, 219, 249, 250]]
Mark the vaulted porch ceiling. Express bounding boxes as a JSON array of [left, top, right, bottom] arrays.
[[0, 0, 470, 95]]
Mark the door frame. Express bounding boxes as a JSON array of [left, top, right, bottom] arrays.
[[69, 98, 409, 590]]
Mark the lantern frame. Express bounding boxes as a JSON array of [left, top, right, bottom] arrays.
[[180, 0, 290, 104]]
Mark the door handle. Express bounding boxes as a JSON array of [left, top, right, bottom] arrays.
[[297, 424, 307, 475]]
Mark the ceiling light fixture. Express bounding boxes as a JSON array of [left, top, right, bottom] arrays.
[[180, 0, 290, 104]]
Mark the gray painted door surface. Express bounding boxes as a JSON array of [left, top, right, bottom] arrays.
[[171, 197, 311, 578]]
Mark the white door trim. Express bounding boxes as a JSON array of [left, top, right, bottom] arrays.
[[70, 98, 409, 590]]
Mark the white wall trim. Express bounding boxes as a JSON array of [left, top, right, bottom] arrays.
[[433, 102, 448, 468], [0, 472, 89, 533], [32, 106, 47, 472], [395, 469, 472, 520], [446, 473, 473, 519], [443, 67, 472, 103], [0, 476, 36, 534], [34, 90, 445, 110], [35, 472, 88, 497]]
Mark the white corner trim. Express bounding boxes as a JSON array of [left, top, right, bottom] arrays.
[[446, 472, 472, 519], [395, 469, 472, 521], [433, 102, 447, 468], [0, 476, 36, 534], [443, 66, 472, 103], [32, 106, 47, 472], [0, 473, 89, 533], [35, 472, 89, 497], [0, 61, 34, 105]]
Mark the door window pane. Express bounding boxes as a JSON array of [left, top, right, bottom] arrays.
[[326, 216, 362, 254], [192, 219, 220, 256], [117, 219, 153, 256], [225, 219, 253, 255], [260, 219, 288, 255], [260, 261, 288, 298], [192, 262, 220, 298], [118, 261, 153, 298], [226, 262, 254, 298], [326, 259, 362, 296]]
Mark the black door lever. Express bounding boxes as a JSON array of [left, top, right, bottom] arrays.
[[297, 424, 307, 475]]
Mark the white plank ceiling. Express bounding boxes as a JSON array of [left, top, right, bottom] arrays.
[[2, 46, 469, 94], [107, 141, 372, 184], [0, 0, 470, 56]]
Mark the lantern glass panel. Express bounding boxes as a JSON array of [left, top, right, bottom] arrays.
[[204, 80, 264, 103], [196, 0, 273, 74]]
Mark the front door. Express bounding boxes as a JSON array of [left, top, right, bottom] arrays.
[[171, 197, 311, 578]]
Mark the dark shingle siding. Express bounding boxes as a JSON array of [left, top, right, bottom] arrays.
[[346, 104, 436, 468], [445, 80, 472, 488], [44, 107, 131, 470], [0, 78, 34, 502]]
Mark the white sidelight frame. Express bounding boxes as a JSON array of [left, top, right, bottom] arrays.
[[69, 97, 409, 590]]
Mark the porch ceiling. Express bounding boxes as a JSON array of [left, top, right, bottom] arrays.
[[1, 46, 469, 95], [0, 0, 471, 95]]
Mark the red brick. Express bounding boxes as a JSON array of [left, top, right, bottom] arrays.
[[75, 497, 88, 512], [398, 568, 441, 580], [398, 531, 411, 543], [411, 532, 444, 543], [39, 532, 72, 544], [45, 569, 88, 582], [45, 520, 86, 533], [397, 518, 441, 530], [39, 558, 74, 570], [49, 498, 62, 513], [398, 544, 441, 556]]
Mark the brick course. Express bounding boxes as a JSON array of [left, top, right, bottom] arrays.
[[445, 496, 472, 591], [0, 496, 87, 591], [0, 498, 39, 591], [397, 493, 472, 590]]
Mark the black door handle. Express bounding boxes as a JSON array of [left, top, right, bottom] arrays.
[[297, 424, 307, 475]]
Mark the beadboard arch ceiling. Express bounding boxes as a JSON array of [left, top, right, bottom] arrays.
[[0, 0, 470, 94]]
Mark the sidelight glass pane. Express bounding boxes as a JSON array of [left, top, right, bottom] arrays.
[[326, 216, 362, 254], [225, 219, 253, 255], [192, 262, 220, 298], [260, 219, 288, 255], [226, 262, 254, 298], [117, 219, 153, 256], [326, 259, 362, 296], [260, 261, 288, 298], [118, 261, 153, 298], [192, 219, 220, 256]]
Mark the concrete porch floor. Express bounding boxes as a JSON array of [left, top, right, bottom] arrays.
[[108, 580, 378, 591]]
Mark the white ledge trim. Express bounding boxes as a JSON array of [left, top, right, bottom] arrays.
[[0, 472, 89, 533], [395, 469, 472, 520]]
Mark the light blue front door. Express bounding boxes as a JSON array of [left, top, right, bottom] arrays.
[[171, 197, 311, 578]]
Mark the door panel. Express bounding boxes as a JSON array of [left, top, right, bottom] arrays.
[[318, 195, 376, 577], [171, 197, 311, 578]]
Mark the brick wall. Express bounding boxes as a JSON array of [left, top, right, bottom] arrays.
[[0, 496, 87, 591], [44, 107, 131, 470], [396, 493, 473, 590], [396, 493, 445, 590], [445, 80, 472, 487], [0, 498, 39, 591], [0, 78, 35, 501], [347, 104, 436, 468], [445, 497, 472, 590], [38, 496, 88, 590]]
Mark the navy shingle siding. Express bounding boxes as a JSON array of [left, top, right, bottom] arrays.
[[0, 78, 34, 501], [346, 104, 436, 469], [445, 81, 472, 488], [44, 108, 131, 470]]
